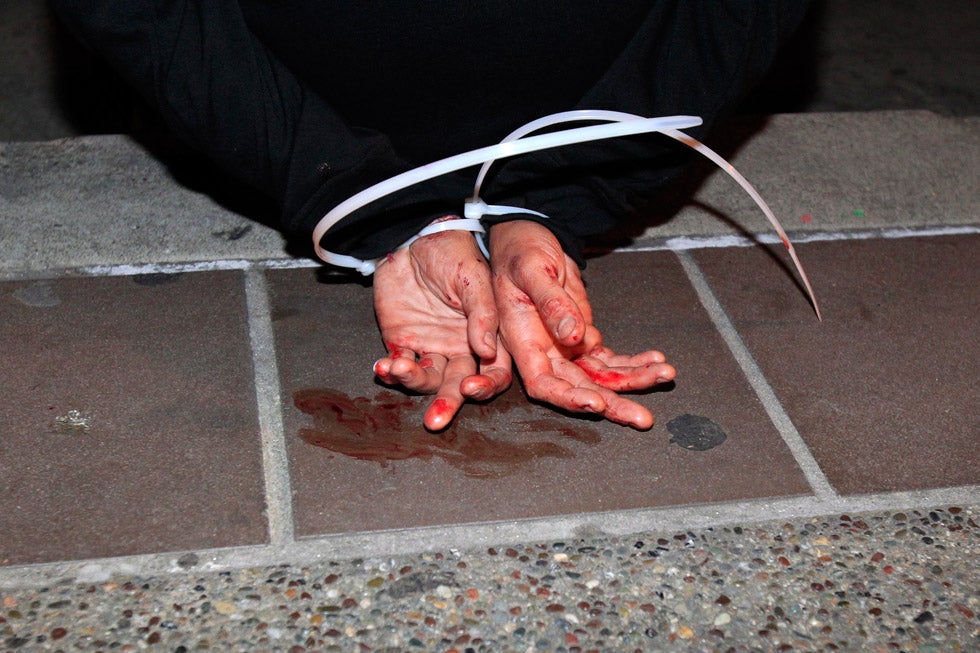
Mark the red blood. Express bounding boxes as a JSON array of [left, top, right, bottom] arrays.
[[428, 397, 455, 422], [573, 358, 630, 389], [293, 387, 600, 478]]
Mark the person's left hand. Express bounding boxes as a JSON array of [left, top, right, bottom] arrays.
[[372, 223, 512, 431]]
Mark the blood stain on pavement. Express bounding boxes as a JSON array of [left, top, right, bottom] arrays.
[[293, 388, 601, 478]]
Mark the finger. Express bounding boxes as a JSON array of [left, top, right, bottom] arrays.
[[457, 267, 499, 360], [461, 368, 511, 401], [511, 263, 587, 347], [373, 355, 405, 385], [579, 325, 603, 354], [587, 345, 668, 367], [573, 356, 677, 392], [560, 356, 658, 429], [461, 345, 513, 401], [551, 357, 654, 429], [560, 257, 593, 325], [382, 342, 418, 377], [523, 369, 607, 415], [424, 354, 476, 431], [382, 351, 446, 394], [593, 388, 655, 430], [557, 355, 656, 428]]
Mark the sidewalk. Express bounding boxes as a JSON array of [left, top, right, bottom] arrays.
[[1, 110, 978, 650]]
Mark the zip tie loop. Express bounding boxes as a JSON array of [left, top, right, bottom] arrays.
[[311, 110, 819, 319], [369, 217, 489, 274], [313, 112, 702, 272], [417, 217, 485, 238]]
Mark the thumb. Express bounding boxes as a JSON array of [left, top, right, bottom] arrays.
[[456, 265, 499, 360], [516, 263, 586, 346]]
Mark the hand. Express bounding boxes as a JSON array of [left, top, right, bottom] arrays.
[[489, 220, 676, 429], [373, 223, 512, 431]]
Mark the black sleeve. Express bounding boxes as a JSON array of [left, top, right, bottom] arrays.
[[481, 0, 812, 266], [49, 0, 468, 262]]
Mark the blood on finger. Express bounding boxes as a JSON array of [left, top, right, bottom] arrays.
[[430, 397, 454, 415], [426, 397, 458, 430], [574, 357, 629, 387]]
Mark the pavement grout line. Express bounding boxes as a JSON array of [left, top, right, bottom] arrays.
[[598, 223, 980, 254], [243, 266, 296, 548], [2, 484, 977, 590], [674, 249, 839, 501], [0, 257, 322, 281], [1, 224, 975, 282], [2, 226, 975, 588]]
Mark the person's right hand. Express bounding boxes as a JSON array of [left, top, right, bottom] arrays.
[[489, 220, 676, 429]]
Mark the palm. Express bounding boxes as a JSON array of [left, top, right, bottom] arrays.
[[375, 260, 474, 361], [490, 221, 676, 429], [372, 229, 511, 431]]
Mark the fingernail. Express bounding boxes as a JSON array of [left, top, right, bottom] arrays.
[[469, 386, 491, 401], [483, 331, 496, 352], [557, 316, 575, 340]]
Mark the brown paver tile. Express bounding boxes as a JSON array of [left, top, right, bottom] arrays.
[[0, 272, 267, 565], [694, 235, 980, 495], [268, 256, 810, 538]]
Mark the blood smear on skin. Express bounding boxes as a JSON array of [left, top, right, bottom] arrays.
[[573, 358, 634, 390]]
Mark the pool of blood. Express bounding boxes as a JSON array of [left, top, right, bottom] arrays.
[[294, 387, 601, 479]]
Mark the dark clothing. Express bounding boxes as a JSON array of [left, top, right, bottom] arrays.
[[51, 1, 808, 265]]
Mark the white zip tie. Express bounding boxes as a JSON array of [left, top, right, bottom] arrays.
[[311, 110, 820, 318], [374, 217, 488, 268], [312, 112, 701, 274]]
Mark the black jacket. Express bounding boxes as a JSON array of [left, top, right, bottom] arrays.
[[51, 1, 808, 266]]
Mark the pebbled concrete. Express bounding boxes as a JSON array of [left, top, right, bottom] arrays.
[[1, 506, 977, 651]]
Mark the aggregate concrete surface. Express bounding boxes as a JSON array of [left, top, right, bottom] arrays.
[[2, 507, 977, 651]]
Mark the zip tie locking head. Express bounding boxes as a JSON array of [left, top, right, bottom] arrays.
[[464, 197, 488, 220]]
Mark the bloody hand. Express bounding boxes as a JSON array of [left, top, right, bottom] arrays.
[[372, 224, 512, 431], [489, 220, 676, 429]]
